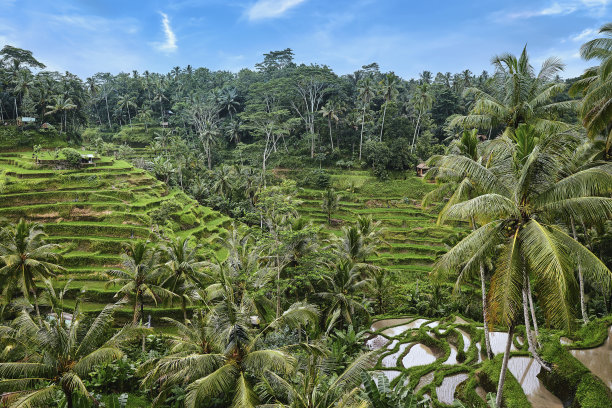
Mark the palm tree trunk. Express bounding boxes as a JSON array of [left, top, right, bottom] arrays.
[[133, 295, 140, 325], [14, 97, 18, 119], [379, 101, 387, 142], [128, 106, 132, 128], [65, 390, 73, 408], [523, 273, 550, 371], [571, 218, 589, 324], [276, 260, 281, 319], [182, 297, 187, 322], [471, 216, 493, 359], [526, 278, 539, 343], [480, 263, 493, 359], [496, 323, 514, 408], [105, 95, 111, 128], [411, 111, 422, 152], [359, 105, 366, 160], [328, 117, 334, 150]]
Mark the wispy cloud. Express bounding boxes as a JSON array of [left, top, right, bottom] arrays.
[[155, 12, 177, 52], [571, 27, 598, 41], [247, 0, 307, 21], [498, 0, 610, 20]]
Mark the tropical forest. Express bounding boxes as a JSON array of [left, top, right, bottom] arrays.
[[0, 4, 612, 408]]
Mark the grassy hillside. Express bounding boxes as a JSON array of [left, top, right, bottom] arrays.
[[288, 170, 466, 283], [0, 150, 231, 321]]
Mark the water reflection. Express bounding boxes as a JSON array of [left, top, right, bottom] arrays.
[[508, 357, 563, 408], [436, 373, 468, 405], [570, 327, 612, 390], [402, 343, 437, 368]]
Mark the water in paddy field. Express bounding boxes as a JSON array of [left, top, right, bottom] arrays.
[[382, 343, 409, 367], [382, 318, 428, 337], [489, 331, 517, 355], [436, 373, 469, 405], [570, 327, 612, 390], [402, 343, 437, 368], [457, 329, 470, 351], [508, 357, 563, 408], [416, 371, 435, 391]]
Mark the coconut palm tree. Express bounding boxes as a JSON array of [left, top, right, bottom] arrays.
[[357, 77, 377, 160], [141, 302, 317, 408], [321, 188, 341, 224], [159, 236, 208, 322], [570, 23, 612, 159], [410, 83, 433, 152], [422, 129, 494, 359], [222, 87, 240, 120], [259, 347, 377, 408], [451, 46, 573, 139], [106, 241, 173, 324], [11, 69, 33, 119], [0, 219, 64, 320], [319, 260, 370, 328], [45, 95, 77, 133], [117, 94, 137, 128], [432, 126, 612, 406], [379, 72, 399, 141], [320, 101, 339, 150], [0, 301, 143, 408]]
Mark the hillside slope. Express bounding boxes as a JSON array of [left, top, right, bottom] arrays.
[[0, 150, 231, 318]]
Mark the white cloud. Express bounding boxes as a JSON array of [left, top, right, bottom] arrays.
[[155, 12, 177, 52], [501, 0, 609, 20], [571, 27, 597, 41], [247, 0, 307, 21]]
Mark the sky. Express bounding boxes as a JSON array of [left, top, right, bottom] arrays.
[[0, 0, 610, 80]]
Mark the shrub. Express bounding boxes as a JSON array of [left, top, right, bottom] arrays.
[[298, 169, 331, 189], [61, 147, 82, 167]]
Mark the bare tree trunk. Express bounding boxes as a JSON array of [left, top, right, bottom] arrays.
[[328, 117, 334, 150], [523, 273, 551, 371], [411, 111, 422, 153], [133, 295, 140, 325], [571, 218, 589, 324], [481, 263, 493, 359], [359, 106, 366, 160], [496, 323, 515, 408], [526, 277, 539, 343], [379, 101, 387, 142], [182, 297, 187, 322], [105, 95, 111, 128]]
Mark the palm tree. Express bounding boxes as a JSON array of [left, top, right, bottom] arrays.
[[319, 260, 370, 328], [432, 127, 612, 406], [45, 95, 77, 133], [0, 219, 64, 320], [362, 372, 427, 407], [98, 82, 114, 128], [357, 77, 377, 160], [153, 80, 168, 122], [212, 164, 236, 200], [159, 236, 208, 322], [141, 302, 317, 408], [423, 129, 494, 359], [259, 348, 377, 408], [410, 83, 433, 152], [570, 23, 612, 159], [320, 101, 339, 150], [451, 46, 573, 139], [117, 94, 137, 128], [222, 87, 240, 120], [379, 72, 399, 141], [12, 70, 33, 119], [106, 241, 173, 324], [333, 224, 377, 264], [321, 188, 341, 224], [0, 301, 143, 408]]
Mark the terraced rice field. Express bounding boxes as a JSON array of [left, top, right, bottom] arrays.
[[292, 170, 466, 280], [367, 316, 563, 407], [0, 151, 231, 319]]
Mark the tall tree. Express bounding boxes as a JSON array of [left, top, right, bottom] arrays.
[[378, 72, 399, 141], [0, 219, 64, 320]]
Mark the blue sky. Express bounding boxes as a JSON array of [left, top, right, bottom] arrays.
[[0, 0, 610, 79]]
